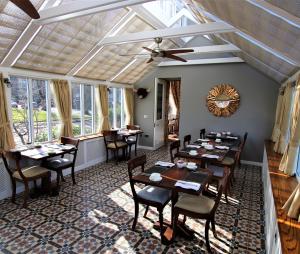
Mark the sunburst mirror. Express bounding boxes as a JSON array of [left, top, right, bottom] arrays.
[[206, 84, 240, 117]]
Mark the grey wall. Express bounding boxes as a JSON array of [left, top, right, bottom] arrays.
[[134, 63, 279, 162]]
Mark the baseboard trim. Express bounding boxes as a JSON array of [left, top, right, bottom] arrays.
[[137, 145, 155, 150], [241, 160, 263, 167]]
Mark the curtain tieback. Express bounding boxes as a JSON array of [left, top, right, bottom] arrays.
[[0, 122, 10, 128], [103, 115, 109, 119], [61, 118, 72, 124]]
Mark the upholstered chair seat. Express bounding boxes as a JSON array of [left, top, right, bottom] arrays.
[[12, 166, 49, 180], [137, 186, 172, 205], [43, 158, 72, 170], [107, 141, 128, 149]]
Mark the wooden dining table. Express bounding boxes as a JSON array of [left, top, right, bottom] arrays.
[[132, 164, 212, 243], [178, 134, 241, 167]]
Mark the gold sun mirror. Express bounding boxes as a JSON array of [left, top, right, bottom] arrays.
[[206, 84, 240, 117]]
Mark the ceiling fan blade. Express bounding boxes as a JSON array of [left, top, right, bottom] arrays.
[[165, 54, 187, 62], [164, 49, 194, 54], [146, 58, 154, 64], [142, 47, 157, 54], [9, 0, 40, 19]]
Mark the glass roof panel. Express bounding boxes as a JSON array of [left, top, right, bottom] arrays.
[[15, 8, 128, 74]]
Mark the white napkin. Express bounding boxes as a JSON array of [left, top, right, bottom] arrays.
[[197, 138, 210, 142], [155, 161, 175, 167], [215, 145, 229, 150], [187, 145, 201, 149], [201, 154, 220, 159], [175, 180, 201, 191], [227, 136, 238, 139]]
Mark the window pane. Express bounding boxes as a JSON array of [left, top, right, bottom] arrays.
[[32, 79, 48, 143], [116, 88, 122, 128], [10, 76, 31, 145], [108, 88, 114, 128], [84, 85, 92, 135], [72, 84, 81, 136], [50, 90, 60, 140]]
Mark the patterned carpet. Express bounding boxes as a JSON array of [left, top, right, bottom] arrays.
[[0, 147, 265, 254]]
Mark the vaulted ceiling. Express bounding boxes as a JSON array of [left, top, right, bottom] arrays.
[[0, 0, 299, 84]]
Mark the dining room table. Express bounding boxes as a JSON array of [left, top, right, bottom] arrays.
[[11, 143, 77, 195], [178, 132, 241, 168], [132, 163, 212, 243]]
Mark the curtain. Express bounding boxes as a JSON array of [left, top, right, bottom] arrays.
[[271, 89, 283, 142], [96, 85, 110, 132], [279, 77, 300, 175], [170, 80, 180, 117], [124, 88, 134, 125], [51, 79, 73, 138], [282, 183, 300, 222], [274, 82, 293, 153], [0, 73, 16, 152]]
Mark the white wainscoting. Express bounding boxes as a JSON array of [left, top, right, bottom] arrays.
[[262, 147, 282, 254], [0, 137, 107, 201]]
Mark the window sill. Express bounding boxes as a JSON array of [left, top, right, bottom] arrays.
[[77, 133, 103, 141]]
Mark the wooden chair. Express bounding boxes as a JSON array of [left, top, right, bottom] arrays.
[[103, 130, 128, 164], [128, 155, 172, 242], [183, 134, 191, 148], [200, 128, 206, 139], [170, 140, 180, 163], [172, 170, 229, 253], [125, 125, 140, 157], [42, 137, 79, 190], [2, 151, 51, 208], [238, 132, 248, 166], [208, 149, 241, 202]]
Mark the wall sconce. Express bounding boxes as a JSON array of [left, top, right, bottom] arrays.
[[3, 78, 11, 88]]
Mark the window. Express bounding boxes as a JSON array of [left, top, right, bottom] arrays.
[[10, 76, 58, 145], [108, 87, 125, 129], [71, 83, 95, 136]]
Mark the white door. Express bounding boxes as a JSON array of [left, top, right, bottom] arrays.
[[153, 78, 166, 149]]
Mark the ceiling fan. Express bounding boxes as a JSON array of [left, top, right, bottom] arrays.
[[120, 37, 194, 63], [9, 0, 40, 19]]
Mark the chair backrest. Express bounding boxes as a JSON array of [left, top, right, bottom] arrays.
[[183, 134, 191, 148], [1, 151, 25, 181], [102, 130, 119, 146], [170, 140, 180, 163], [61, 136, 80, 162], [200, 128, 206, 139], [242, 132, 248, 150], [126, 125, 140, 130], [210, 168, 230, 214], [127, 154, 146, 198]]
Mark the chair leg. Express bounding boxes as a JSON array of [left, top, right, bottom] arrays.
[[71, 166, 76, 185], [23, 182, 30, 208], [106, 149, 109, 163], [225, 183, 229, 203], [56, 171, 61, 189], [134, 143, 137, 156], [143, 205, 149, 218], [211, 215, 217, 238], [205, 220, 212, 253], [132, 202, 139, 231], [11, 179, 16, 203], [61, 173, 66, 182], [158, 209, 165, 242], [182, 215, 187, 225], [128, 145, 132, 159], [172, 211, 179, 241], [114, 150, 118, 165]]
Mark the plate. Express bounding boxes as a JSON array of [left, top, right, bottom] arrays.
[[189, 152, 198, 156], [150, 176, 162, 182], [187, 165, 197, 170]]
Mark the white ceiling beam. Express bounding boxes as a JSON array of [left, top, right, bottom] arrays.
[[246, 0, 300, 28], [1, 0, 60, 67], [68, 11, 136, 76], [198, 8, 300, 67], [158, 57, 244, 66], [35, 0, 153, 25], [0, 67, 132, 88], [100, 22, 236, 46], [131, 5, 185, 47]]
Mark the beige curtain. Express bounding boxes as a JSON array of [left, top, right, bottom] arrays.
[[96, 85, 110, 132], [271, 89, 283, 142], [0, 73, 16, 152], [124, 88, 134, 125], [51, 79, 73, 138], [274, 82, 293, 153], [279, 78, 300, 175], [170, 80, 180, 117], [282, 183, 300, 222]]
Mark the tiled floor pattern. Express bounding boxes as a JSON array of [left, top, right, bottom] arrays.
[[0, 147, 265, 253]]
